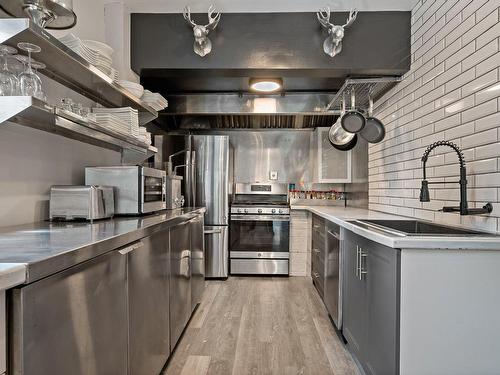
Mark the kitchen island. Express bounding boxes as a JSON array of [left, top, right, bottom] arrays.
[[292, 205, 500, 375], [0, 207, 206, 375]]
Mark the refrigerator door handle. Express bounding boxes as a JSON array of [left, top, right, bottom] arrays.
[[205, 229, 223, 234]]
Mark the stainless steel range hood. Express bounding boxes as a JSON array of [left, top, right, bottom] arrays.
[[156, 92, 340, 130]]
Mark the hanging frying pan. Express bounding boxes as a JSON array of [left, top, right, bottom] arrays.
[[341, 89, 366, 133], [328, 95, 358, 151], [359, 93, 385, 143]]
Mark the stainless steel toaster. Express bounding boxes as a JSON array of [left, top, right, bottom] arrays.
[[49, 185, 115, 221]]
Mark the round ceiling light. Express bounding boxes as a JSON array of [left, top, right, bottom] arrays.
[[249, 78, 283, 93]]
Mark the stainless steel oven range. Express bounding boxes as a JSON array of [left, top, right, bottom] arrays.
[[230, 183, 290, 275]]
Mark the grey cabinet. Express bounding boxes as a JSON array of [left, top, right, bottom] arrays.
[[342, 233, 367, 363], [169, 219, 192, 349], [10, 249, 128, 375], [190, 214, 205, 311], [325, 222, 341, 328], [127, 232, 170, 375], [311, 215, 326, 298], [342, 230, 400, 375]]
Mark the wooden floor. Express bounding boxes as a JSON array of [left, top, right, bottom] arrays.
[[162, 277, 359, 375]]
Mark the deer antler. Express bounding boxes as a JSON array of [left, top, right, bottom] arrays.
[[343, 9, 358, 28], [205, 5, 221, 30], [183, 6, 197, 27], [316, 6, 332, 28]]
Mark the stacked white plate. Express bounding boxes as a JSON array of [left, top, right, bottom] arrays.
[[138, 127, 152, 145], [92, 107, 140, 138], [118, 80, 144, 99], [59, 34, 116, 80], [141, 90, 168, 111]]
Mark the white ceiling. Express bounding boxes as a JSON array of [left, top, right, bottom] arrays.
[[120, 0, 417, 13]]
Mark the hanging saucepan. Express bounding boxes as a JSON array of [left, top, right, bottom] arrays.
[[341, 89, 366, 133], [328, 95, 358, 151], [359, 92, 385, 143]]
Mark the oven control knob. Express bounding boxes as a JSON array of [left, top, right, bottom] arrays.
[[271, 209, 276, 214], [244, 209, 248, 213], [237, 208, 242, 213], [278, 209, 283, 214], [258, 209, 262, 214]]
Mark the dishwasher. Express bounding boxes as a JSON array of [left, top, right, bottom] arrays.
[[325, 223, 342, 329]]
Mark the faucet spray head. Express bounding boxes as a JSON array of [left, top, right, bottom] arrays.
[[420, 180, 430, 202]]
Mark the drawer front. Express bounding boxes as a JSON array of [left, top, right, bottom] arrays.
[[312, 269, 324, 297], [312, 215, 326, 237], [312, 230, 326, 258], [230, 259, 289, 275]]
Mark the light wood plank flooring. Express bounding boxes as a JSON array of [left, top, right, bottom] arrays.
[[163, 277, 359, 375]]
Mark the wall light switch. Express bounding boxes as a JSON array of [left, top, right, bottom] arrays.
[[269, 171, 278, 180]]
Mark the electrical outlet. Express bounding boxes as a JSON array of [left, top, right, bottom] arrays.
[[269, 171, 278, 180]]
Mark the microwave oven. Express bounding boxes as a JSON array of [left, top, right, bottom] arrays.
[[85, 166, 166, 214]]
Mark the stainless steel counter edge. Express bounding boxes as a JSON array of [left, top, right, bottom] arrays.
[[292, 206, 500, 250], [0, 207, 206, 284]]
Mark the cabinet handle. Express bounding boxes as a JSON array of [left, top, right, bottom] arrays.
[[355, 245, 359, 278], [313, 248, 320, 253], [314, 224, 320, 229], [359, 249, 368, 280], [313, 272, 320, 278], [118, 241, 143, 255]]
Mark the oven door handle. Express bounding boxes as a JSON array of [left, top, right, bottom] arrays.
[[230, 214, 290, 222]]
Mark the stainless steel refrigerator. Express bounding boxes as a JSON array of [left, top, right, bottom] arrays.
[[192, 135, 229, 278]]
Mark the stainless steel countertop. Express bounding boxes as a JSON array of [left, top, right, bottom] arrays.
[[292, 205, 500, 250], [0, 207, 206, 284]]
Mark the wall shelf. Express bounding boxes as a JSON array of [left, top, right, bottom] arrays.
[[0, 96, 157, 163], [0, 18, 157, 126]]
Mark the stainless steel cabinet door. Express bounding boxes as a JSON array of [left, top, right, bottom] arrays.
[[10, 250, 128, 375], [169, 221, 192, 349], [128, 232, 170, 375], [190, 215, 205, 311]]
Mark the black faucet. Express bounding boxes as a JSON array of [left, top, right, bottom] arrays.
[[419, 140, 493, 215]]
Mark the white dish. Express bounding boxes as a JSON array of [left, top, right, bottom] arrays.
[[82, 40, 114, 59]]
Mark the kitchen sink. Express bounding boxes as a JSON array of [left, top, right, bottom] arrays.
[[351, 219, 497, 237]]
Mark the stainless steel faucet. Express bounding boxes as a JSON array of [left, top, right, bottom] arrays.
[[419, 140, 493, 215]]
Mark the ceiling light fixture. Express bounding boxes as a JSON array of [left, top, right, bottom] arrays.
[[249, 78, 283, 93]]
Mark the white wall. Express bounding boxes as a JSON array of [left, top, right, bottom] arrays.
[[370, 0, 500, 232], [0, 0, 120, 228]]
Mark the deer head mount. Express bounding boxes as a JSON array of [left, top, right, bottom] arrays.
[[183, 5, 221, 57], [317, 7, 358, 58]]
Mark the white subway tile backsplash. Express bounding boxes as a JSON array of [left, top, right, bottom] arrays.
[[462, 39, 498, 72], [461, 69, 498, 97], [445, 67, 476, 93], [475, 111, 500, 132], [461, 129, 497, 148], [461, 98, 498, 123], [476, 51, 500, 76], [462, 9, 498, 45], [370, 0, 500, 233]]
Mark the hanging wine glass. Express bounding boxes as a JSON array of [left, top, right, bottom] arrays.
[[17, 42, 41, 97], [0, 44, 18, 96], [10, 55, 27, 95], [30, 60, 46, 102]]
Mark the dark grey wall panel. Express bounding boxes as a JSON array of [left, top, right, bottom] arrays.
[[131, 11, 410, 93]]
